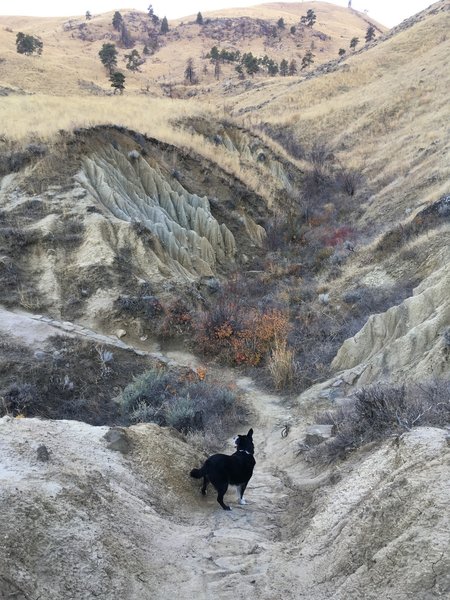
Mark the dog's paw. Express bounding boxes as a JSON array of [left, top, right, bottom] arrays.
[[239, 498, 247, 505]]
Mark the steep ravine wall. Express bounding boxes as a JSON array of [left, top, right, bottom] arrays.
[[76, 145, 237, 279], [332, 261, 450, 385]]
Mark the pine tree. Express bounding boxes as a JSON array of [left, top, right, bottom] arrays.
[[301, 50, 314, 70], [350, 36, 359, 51], [279, 58, 288, 76], [16, 32, 43, 55], [209, 46, 220, 61], [125, 49, 142, 71], [110, 71, 126, 94], [184, 57, 197, 84], [338, 48, 346, 57], [160, 16, 169, 34], [267, 59, 279, 76], [288, 59, 298, 76], [277, 18, 285, 29], [301, 9, 316, 28], [148, 5, 159, 25], [120, 24, 133, 48], [243, 53, 259, 76], [290, 25, 296, 34], [365, 25, 376, 42], [85, 11, 92, 20], [112, 11, 123, 32], [99, 43, 118, 73], [196, 12, 203, 25]]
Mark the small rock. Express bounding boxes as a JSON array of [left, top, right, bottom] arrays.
[[342, 371, 359, 385], [115, 329, 127, 339], [103, 428, 131, 454], [305, 424, 335, 446], [37, 444, 50, 462]]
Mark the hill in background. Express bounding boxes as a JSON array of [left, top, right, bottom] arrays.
[[0, 2, 385, 96]]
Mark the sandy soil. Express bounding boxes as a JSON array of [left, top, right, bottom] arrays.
[[0, 308, 449, 599]]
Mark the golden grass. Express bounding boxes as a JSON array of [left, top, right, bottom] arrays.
[[233, 7, 450, 225], [0, 3, 448, 224], [0, 3, 385, 95], [0, 95, 202, 141], [0, 93, 277, 202], [268, 339, 295, 390]]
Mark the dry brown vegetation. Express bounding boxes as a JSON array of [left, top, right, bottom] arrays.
[[0, 3, 383, 95], [0, 1, 448, 401]]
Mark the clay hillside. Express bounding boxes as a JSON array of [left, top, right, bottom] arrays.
[[0, 1, 449, 600], [0, 2, 386, 95]]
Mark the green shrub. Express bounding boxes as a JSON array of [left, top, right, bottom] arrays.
[[120, 367, 174, 422], [119, 367, 241, 434]]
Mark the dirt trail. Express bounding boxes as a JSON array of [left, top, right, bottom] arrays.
[[159, 348, 298, 599], [1, 307, 449, 599], [0, 306, 299, 598]]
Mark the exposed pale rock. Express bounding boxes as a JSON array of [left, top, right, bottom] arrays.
[[240, 212, 266, 246], [332, 262, 450, 384], [75, 146, 236, 278], [103, 427, 131, 454]]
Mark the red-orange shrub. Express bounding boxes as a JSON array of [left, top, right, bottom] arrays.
[[196, 304, 291, 366]]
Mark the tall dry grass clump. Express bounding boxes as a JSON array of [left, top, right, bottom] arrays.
[[268, 340, 295, 390]]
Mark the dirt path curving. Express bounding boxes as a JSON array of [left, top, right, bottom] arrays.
[[1, 308, 449, 599], [0, 306, 300, 598], [159, 349, 298, 599]]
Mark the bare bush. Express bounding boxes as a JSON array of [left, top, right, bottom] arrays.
[[268, 340, 295, 390], [336, 167, 363, 196], [265, 215, 290, 251], [304, 380, 450, 463], [309, 141, 334, 168], [116, 293, 163, 319], [262, 124, 306, 160]]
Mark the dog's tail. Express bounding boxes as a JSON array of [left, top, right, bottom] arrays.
[[190, 466, 205, 479]]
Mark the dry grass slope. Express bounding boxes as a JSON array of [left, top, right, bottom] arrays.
[[0, 2, 384, 95]]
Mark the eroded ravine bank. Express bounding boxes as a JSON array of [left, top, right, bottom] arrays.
[[0, 329, 449, 599]]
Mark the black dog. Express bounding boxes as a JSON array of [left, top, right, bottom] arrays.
[[190, 429, 255, 511]]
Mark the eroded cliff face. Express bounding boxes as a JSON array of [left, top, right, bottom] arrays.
[[0, 126, 274, 324], [76, 146, 236, 278], [332, 261, 450, 385]]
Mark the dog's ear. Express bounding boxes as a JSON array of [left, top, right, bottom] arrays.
[[247, 428, 253, 438]]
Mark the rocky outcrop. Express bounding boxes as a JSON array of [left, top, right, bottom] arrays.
[[332, 262, 450, 385], [76, 145, 236, 278]]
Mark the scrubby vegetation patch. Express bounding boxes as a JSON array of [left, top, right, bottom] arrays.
[[120, 366, 243, 435], [301, 380, 450, 463]]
